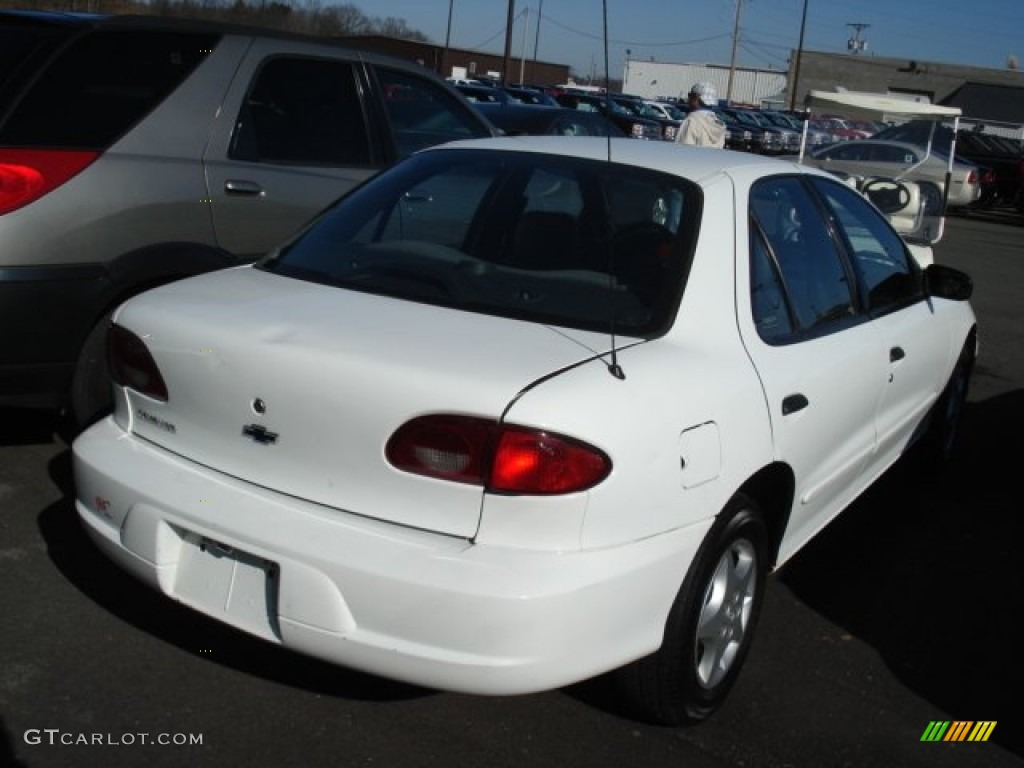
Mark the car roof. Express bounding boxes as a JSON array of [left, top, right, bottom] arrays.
[[426, 135, 821, 183], [0, 9, 417, 60], [0, 9, 434, 69]]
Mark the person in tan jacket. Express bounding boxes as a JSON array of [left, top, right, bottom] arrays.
[[675, 82, 727, 148]]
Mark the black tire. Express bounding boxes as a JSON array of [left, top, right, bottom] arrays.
[[918, 333, 975, 467], [618, 493, 769, 725], [69, 311, 115, 432]]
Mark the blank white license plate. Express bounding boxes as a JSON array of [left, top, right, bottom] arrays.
[[173, 534, 280, 641]]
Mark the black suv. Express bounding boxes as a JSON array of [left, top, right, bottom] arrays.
[[0, 10, 493, 426], [554, 92, 662, 140]]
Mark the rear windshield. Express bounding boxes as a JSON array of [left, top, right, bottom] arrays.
[[259, 148, 700, 337], [0, 27, 219, 149]]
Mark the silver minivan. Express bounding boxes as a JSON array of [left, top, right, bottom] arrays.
[[0, 10, 493, 427]]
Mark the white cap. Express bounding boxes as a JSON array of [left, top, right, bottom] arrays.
[[689, 82, 718, 106]]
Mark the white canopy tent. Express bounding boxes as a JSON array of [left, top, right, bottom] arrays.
[[798, 90, 963, 243], [803, 90, 962, 122]]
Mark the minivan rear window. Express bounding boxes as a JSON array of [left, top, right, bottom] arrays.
[[0, 29, 219, 150]]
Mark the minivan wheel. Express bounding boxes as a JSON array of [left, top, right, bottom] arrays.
[[618, 493, 769, 725], [69, 311, 114, 431]]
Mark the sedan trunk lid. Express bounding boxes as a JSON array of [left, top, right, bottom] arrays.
[[114, 266, 614, 538]]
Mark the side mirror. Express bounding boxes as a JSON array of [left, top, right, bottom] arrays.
[[924, 263, 973, 301]]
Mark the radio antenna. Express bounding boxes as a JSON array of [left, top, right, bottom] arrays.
[[602, 0, 625, 380]]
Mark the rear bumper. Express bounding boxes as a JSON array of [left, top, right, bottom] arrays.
[[73, 417, 709, 695]]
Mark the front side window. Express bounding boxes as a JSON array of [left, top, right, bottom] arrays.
[[810, 177, 921, 313], [375, 67, 490, 159], [260, 150, 700, 337], [230, 57, 372, 166]]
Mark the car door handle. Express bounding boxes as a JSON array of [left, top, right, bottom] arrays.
[[890, 346, 906, 362], [224, 180, 264, 196], [782, 394, 809, 415]]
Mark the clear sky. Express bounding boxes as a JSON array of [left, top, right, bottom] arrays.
[[356, 0, 1024, 81]]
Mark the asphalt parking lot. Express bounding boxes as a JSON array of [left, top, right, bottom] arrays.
[[1, 211, 1022, 768]]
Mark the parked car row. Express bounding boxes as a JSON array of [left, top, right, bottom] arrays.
[[872, 120, 1024, 208], [796, 139, 984, 211]]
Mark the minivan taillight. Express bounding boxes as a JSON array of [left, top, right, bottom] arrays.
[[108, 324, 168, 402], [386, 415, 611, 495], [0, 149, 99, 215]]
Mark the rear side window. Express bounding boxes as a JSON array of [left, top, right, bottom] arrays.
[[749, 177, 856, 339], [0, 29, 218, 149], [0, 19, 78, 110], [374, 67, 491, 159], [230, 57, 373, 166]]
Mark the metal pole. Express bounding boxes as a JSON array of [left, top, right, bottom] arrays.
[[531, 0, 544, 82], [502, 0, 516, 85], [726, 0, 744, 103], [442, 0, 454, 77], [520, 7, 530, 84], [789, 0, 808, 110]]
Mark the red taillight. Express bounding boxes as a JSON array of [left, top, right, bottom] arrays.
[[107, 324, 168, 402], [0, 149, 99, 215], [490, 426, 611, 494], [386, 415, 611, 495], [966, 169, 978, 184]]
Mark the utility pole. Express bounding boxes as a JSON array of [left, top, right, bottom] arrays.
[[442, 0, 454, 77], [519, 6, 530, 84], [502, 0, 516, 84], [788, 0, 809, 110], [726, 0, 744, 104], [532, 0, 544, 82]]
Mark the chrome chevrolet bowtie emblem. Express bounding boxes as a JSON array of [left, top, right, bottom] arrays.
[[242, 424, 279, 445]]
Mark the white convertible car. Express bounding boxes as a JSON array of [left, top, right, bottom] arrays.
[[73, 137, 976, 725]]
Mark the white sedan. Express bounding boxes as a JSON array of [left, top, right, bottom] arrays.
[[73, 137, 976, 725], [800, 139, 983, 211]]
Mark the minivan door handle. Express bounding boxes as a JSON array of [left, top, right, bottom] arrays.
[[224, 180, 264, 196]]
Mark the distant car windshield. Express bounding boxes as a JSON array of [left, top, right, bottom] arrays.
[[261, 148, 701, 337]]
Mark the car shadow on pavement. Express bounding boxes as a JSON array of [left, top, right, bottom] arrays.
[[0, 407, 59, 447], [780, 389, 1024, 758], [38, 447, 433, 706]]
